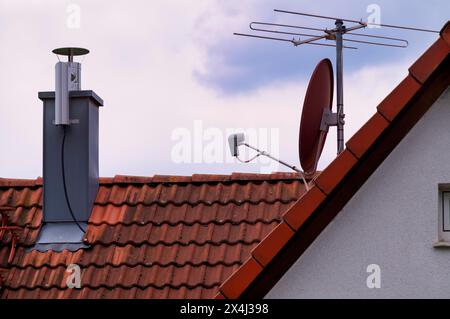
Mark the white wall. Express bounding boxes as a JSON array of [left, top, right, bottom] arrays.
[[267, 86, 450, 299]]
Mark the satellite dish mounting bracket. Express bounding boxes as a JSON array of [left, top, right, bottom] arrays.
[[320, 108, 343, 132]]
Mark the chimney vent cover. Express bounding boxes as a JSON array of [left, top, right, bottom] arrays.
[[52, 47, 89, 57]]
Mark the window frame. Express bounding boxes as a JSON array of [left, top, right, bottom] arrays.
[[436, 185, 450, 246]]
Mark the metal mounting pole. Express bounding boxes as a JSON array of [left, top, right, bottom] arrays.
[[335, 20, 345, 154]]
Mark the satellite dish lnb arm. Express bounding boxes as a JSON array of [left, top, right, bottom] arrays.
[[228, 133, 310, 190], [244, 143, 301, 173], [243, 143, 310, 190]]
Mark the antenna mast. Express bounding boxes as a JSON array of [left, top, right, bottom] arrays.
[[335, 19, 345, 153], [234, 9, 439, 154]]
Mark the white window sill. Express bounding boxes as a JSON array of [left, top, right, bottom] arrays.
[[433, 241, 450, 248]]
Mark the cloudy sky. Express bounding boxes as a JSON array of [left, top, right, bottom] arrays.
[[0, 0, 448, 178]]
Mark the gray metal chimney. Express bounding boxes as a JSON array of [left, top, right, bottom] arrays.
[[36, 48, 103, 250]]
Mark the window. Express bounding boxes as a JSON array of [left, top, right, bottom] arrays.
[[443, 191, 450, 232], [436, 186, 450, 246]]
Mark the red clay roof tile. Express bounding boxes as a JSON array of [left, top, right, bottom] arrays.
[[112, 175, 154, 184], [1, 286, 220, 299], [7, 243, 256, 269], [283, 186, 326, 231], [4, 263, 237, 291], [0, 173, 306, 298], [441, 21, 450, 45], [219, 257, 262, 299], [153, 175, 192, 183], [251, 221, 294, 267], [314, 150, 358, 195], [377, 75, 422, 122], [192, 174, 229, 182], [0, 178, 42, 187], [409, 38, 450, 84], [346, 112, 390, 159], [214, 291, 226, 299]]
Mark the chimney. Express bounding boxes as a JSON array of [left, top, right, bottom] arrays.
[[36, 48, 103, 250]]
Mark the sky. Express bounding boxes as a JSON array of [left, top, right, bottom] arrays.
[[0, 0, 448, 178]]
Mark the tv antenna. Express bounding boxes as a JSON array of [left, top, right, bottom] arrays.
[[235, 9, 439, 156]]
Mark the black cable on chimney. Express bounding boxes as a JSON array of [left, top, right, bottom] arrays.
[[61, 126, 86, 233]]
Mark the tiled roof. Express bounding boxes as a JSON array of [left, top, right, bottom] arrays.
[[0, 173, 307, 298], [216, 21, 450, 299]]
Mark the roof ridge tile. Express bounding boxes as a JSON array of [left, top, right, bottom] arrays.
[[0, 173, 306, 189], [251, 221, 295, 267], [376, 75, 422, 122], [346, 112, 390, 159], [409, 38, 450, 85], [440, 20, 450, 45], [0, 178, 42, 188], [219, 257, 262, 299], [282, 185, 326, 231], [313, 150, 358, 195]]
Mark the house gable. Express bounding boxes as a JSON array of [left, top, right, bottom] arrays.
[[268, 87, 450, 298]]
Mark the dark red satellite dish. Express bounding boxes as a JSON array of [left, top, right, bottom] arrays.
[[299, 58, 334, 177]]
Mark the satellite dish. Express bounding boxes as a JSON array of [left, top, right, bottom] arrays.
[[299, 58, 334, 177]]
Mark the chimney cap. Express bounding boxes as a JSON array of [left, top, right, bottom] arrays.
[[52, 47, 89, 57], [53, 47, 89, 63]]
